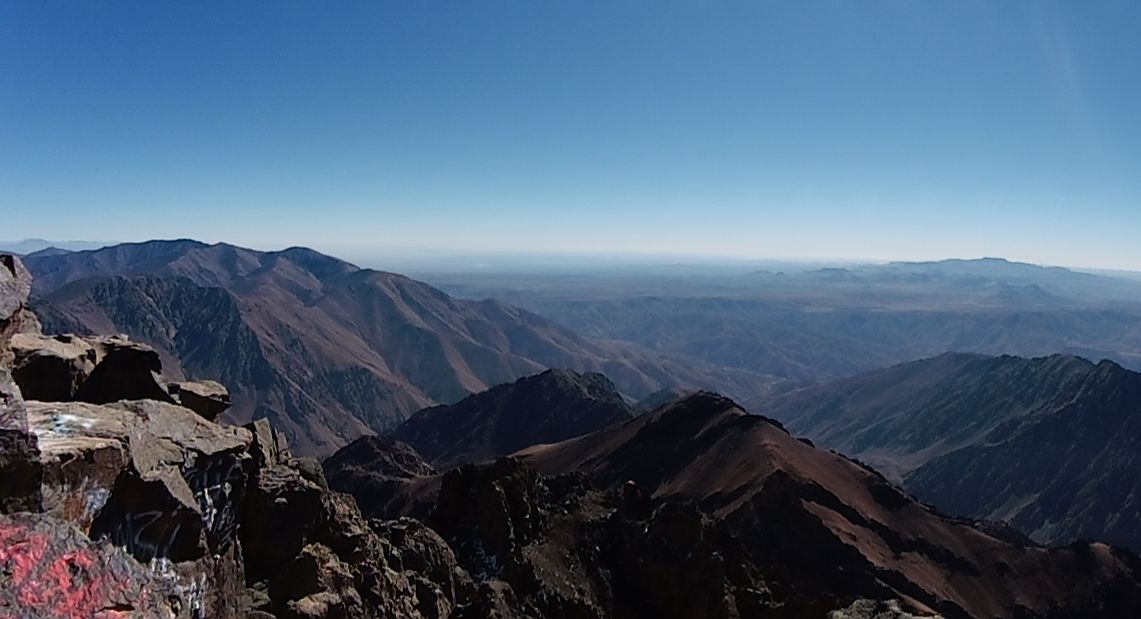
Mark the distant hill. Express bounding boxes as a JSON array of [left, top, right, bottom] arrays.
[[748, 352, 1141, 552], [0, 239, 111, 255], [24, 240, 775, 455], [386, 369, 634, 468], [425, 256, 1141, 383]]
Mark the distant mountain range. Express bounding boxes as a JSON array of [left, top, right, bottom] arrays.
[[749, 352, 1141, 552], [0, 239, 111, 255], [23, 240, 775, 454], [441, 257, 1141, 383]]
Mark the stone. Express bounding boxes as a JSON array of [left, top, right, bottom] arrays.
[[75, 335, 175, 405], [23, 399, 253, 617], [0, 254, 40, 367], [372, 517, 474, 617], [0, 367, 40, 513], [168, 379, 231, 421], [0, 512, 187, 618], [10, 332, 97, 401], [246, 417, 293, 469]]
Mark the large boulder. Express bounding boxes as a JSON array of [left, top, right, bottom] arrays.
[[168, 379, 231, 421], [75, 335, 175, 405], [10, 332, 97, 401], [0, 367, 40, 513], [0, 254, 40, 365], [25, 398, 253, 617], [245, 417, 293, 469], [0, 512, 188, 618]]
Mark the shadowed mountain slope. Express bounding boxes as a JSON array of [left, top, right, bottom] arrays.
[[518, 392, 1141, 618], [26, 240, 774, 455], [325, 369, 636, 517], [749, 353, 1141, 552], [387, 368, 635, 468]]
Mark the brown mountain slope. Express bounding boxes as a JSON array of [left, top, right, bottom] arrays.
[[26, 240, 776, 454], [387, 369, 635, 469], [518, 393, 1141, 618], [747, 352, 1141, 553]]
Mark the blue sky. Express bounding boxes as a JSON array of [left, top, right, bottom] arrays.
[[3, 1, 1140, 268]]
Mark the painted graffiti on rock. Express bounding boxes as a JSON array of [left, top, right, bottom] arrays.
[[89, 451, 246, 564], [182, 452, 245, 554], [0, 517, 163, 619]]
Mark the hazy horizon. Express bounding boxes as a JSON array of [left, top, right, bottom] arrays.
[[8, 235, 1141, 277], [4, 2, 1141, 269]]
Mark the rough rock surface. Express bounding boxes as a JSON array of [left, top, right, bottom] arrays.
[[168, 379, 230, 421], [10, 332, 97, 401], [830, 599, 942, 619], [323, 436, 436, 519], [23, 398, 253, 617], [243, 456, 472, 618], [245, 417, 293, 469], [0, 512, 186, 618], [0, 254, 41, 366], [0, 367, 41, 513], [427, 457, 775, 618], [75, 335, 176, 405]]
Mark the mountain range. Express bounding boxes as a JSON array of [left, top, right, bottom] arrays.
[[748, 352, 1141, 553], [326, 382, 1141, 617], [424, 257, 1141, 381], [22, 240, 775, 454]]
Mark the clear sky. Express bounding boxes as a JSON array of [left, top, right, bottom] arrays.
[[3, 1, 1140, 269]]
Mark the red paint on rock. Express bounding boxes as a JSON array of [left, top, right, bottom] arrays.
[[0, 520, 155, 619]]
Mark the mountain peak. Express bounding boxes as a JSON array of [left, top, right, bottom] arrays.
[[388, 369, 634, 468]]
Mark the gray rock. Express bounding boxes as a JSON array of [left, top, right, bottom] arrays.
[[0, 512, 188, 618], [247, 417, 293, 469], [25, 399, 253, 617], [75, 335, 175, 405], [0, 254, 40, 367], [10, 332, 97, 401], [0, 367, 39, 513], [168, 379, 231, 421]]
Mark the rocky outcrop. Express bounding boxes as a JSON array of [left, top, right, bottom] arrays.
[[0, 254, 40, 366], [0, 512, 187, 618], [323, 436, 436, 519], [9, 332, 96, 401], [243, 456, 472, 618], [75, 335, 175, 405], [0, 367, 40, 513], [9, 330, 176, 408], [427, 457, 776, 618], [168, 379, 230, 421]]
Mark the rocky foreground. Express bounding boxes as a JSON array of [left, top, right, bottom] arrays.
[[3, 251, 1141, 619]]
